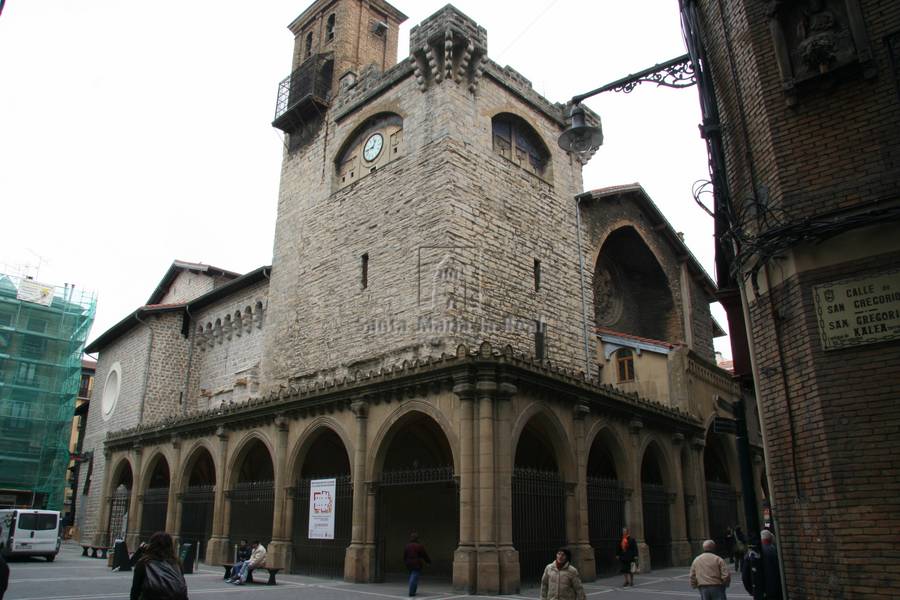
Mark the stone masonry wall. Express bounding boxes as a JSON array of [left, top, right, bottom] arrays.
[[76, 323, 150, 542], [187, 280, 269, 410], [141, 313, 190, 424], [262, 38, 597, 391]]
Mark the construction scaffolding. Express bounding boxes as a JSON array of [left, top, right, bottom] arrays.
[[0, 273, 96, 510]]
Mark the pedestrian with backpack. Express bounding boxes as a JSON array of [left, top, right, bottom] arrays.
[[129, 531, 189, 600]]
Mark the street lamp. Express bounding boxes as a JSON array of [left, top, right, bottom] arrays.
[[557, 104, 603, 155]]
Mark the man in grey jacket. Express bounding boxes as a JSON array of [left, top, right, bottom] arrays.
[[540, 548, 586, 600]]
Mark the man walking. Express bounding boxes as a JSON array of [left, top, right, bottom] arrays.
[[690, 539, 731, 599], [540, 547, 586, 600], [403, 532, 431, 598], [742, 530, 783, 600]]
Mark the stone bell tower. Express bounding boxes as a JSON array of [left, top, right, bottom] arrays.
[[272, 0, 408, 138], [262, 1, 595, 413]]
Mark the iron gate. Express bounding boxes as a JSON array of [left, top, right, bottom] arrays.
[[180, 484, 214, 561], [291, 475, 353, 577], [706, 481, 738, 555], [512, 467, 567, 581], [374, 466, 458, 582], [228, 480, 274, 551], [587, 476, 625, 576], [641, 483, 672, 569], [139, 487, 169, 541], [107, 486, 130, 546]]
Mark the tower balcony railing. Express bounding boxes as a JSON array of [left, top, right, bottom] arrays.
[[272, 53, 334, 133]]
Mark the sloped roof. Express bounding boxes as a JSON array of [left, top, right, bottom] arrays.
[[146, 260, 241, 306]]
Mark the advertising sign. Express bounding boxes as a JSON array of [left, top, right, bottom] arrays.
[[308, 478, 336, 540]]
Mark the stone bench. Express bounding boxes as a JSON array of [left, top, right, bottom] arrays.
[[81, 545, 110, 559], [222, 563, 281, 586]]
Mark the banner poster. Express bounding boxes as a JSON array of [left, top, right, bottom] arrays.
[[16, 279, 54, 306], [308, 478, 336, 540]]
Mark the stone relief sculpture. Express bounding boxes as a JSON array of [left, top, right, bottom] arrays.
[[767, 0, 874, 102]]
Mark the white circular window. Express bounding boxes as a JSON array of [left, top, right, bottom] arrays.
[[101, 362, 122, 421]]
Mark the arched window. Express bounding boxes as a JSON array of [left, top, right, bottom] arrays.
[[335, 113, 404, 190], [491, 113, 551, 177], [615, 348, 635, 382], [326, 14, 336, 42], [305, 32, 313, 58]]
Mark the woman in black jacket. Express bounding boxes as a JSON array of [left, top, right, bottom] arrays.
[[130, 532, 188, 600]]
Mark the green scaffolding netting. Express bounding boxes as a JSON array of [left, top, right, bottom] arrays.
[[0, 273, 96, 510]]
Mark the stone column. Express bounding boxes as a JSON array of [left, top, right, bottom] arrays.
[[496, 376, 519, 594], [345, 399, 375, 582], [476, 368, 499, 594], [669, 433, 691, 566], [125, 442, 144, 550], [268, 415, 291, 569], [691, 436, 709, 542], [452, 374, 477, 592], [572, 403, 595, 580], [206, 426, 230, 564], [627, 419, 649, 572], [166, 436, 183, 537], [92, 449, 114, 547]]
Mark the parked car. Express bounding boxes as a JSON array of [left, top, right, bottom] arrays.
[[0, 509, 61, 561]]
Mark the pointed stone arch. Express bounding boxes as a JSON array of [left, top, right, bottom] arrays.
[[640, 438, 675, 569], [227, 433, 276, 549], [178, 442, 217, 561], [593, 225, 678, 342], [139, 452, 171, 541], [585, 424, 630, 575]]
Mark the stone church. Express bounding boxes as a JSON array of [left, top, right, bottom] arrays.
[[77, 1, 763, 593]]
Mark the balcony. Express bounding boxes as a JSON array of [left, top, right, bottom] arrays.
[[272, 53, 334, 133]]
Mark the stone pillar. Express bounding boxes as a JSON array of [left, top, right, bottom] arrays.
[[345, 399, 375, 582], [125, 442, 144, 550], [691, 437, 709, 542], [627, 419, 649, 572], [206, 426, 230, 564], [669, 433, 691, 566], [496, 377, 519, 594], [452, 375, 477, 592], [268, 415, 291, 569], [476, 368, 499, 594], [92, 449, 114, 547], [571, 403, 596, 580], [166, 436, 183, 536]]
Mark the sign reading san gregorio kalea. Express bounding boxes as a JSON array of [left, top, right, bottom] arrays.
[[814, 271, 900, 350]]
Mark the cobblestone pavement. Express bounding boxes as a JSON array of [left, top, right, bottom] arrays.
[[3, 542, 752, 600]]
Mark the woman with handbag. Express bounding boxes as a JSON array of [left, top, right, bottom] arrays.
[[130, 532, 189, 600], [616, 527, 638, 587]]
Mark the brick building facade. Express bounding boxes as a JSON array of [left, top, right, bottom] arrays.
[[77, 2, 763, 593], [681, 0, 900, 597]]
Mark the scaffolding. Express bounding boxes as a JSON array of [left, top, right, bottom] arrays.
[[0, 273, 96, 510]]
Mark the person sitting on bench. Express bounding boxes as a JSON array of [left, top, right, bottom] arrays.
[[227, 540, 266, 585]]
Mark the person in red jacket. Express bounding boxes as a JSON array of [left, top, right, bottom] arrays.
[[403, 532, 431, 597]]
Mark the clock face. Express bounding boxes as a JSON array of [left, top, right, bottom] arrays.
[[363, 133, 384, 162]]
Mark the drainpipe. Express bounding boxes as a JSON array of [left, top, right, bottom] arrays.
[[575, 192, 593, 379], [134, 311, 154, 424], [182, 306, 195, 417]]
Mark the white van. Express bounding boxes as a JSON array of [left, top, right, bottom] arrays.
[[0, 509, 61, 561]]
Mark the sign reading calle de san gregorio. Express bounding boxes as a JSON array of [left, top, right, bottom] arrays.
[[813, 271, 900, 350]]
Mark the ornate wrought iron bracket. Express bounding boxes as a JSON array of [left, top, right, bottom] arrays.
[[571, 53, 696, 104]]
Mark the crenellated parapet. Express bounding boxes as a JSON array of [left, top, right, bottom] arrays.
[[408, 5, 488, 93]]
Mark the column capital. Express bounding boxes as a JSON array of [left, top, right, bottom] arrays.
[[672, 432, 685, 445], [351, 399, 369, 418], [628, 418, 644, 434], [216, 425, 229, 441], [574, 404, 590, 420], [274, 413, 289, 431], [170, 434, 181, 449], [691, 436, 706, 451]]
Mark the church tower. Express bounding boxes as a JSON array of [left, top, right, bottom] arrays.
[[262, 3, 598, 398]]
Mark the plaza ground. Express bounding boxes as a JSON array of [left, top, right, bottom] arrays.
[[2, 542, 752, 600]]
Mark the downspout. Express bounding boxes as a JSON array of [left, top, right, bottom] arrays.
[[134, 311, 154, 424], [182, 306, 195, 417], [575, 192, 593, 379]]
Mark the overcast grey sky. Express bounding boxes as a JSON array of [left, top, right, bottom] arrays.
[[0, 0, 728, 357]]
